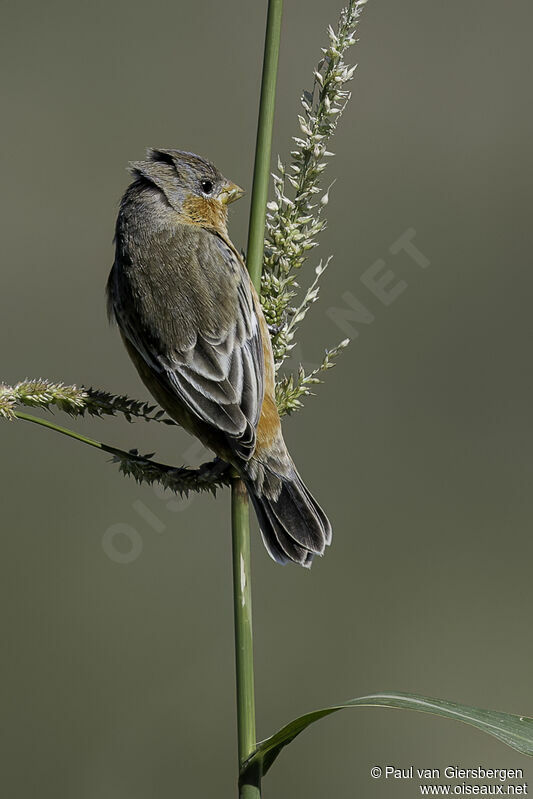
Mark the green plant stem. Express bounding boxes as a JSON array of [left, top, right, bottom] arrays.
[[13, 411, 231, 493], [246, 0, 283, 293], [15, 411, 110, 452], [232, 1, 283, 796], [232, 478, 261, 798]]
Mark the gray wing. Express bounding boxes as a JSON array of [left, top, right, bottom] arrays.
[[159, 275, 264, 459], [109, 226, 264, 461]]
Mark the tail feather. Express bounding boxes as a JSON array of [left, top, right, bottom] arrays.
[[245, 464, 332, 568]]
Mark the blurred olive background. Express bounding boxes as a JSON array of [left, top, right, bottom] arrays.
[[1, 1, 533, 797]]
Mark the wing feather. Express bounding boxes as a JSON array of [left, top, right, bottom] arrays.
[[110, 225, 264, 460]]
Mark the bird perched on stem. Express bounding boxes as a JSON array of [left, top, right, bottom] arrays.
[[107, 149, 331, 566]]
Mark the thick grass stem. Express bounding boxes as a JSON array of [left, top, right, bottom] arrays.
[[245, 0, 283, 292], [233, 1, 283, 796], [232, 479, 261, 798]]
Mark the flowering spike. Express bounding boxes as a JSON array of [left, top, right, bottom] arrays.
[[260, 0, 368, 409]]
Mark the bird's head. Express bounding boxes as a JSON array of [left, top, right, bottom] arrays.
[[129, 149, 244, 233]]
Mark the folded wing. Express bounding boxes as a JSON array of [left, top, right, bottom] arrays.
[[110, 227, 264, 461]]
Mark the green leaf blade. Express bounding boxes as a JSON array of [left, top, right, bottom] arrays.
[[242, 691, 533, 781]]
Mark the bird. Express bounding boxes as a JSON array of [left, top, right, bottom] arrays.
[[107, 149, 331, 566]]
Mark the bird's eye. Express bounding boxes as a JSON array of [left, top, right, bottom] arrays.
[[201, 179, 213, 195]]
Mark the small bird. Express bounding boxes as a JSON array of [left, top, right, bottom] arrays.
[[107, 149, 331, 566]]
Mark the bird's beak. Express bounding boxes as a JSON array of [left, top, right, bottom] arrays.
[[220, 182, 245, 205]]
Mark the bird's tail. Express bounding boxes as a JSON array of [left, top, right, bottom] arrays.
[[242, 457, 332, 567]]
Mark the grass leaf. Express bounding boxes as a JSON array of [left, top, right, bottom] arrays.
[[241, 691, 533, 780]]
